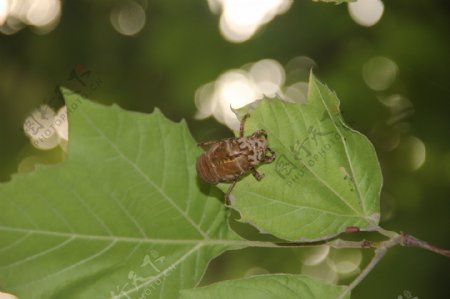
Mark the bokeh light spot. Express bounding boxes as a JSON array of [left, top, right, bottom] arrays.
[[378, 94, 409, 109], [284, 82, 308, 103], [0, 0, 9, 25], [363, 56, 398, 91], [0, 0, 61, 34], [110, 0, 146, 36], [26, 0, 60, 27], [297, 245, 330, 266], [54, 106, 68, 141], [0, 292, 18, 299], [348, 0, 384, 27], [403, 136, 426, 171], [370, 122, 401, 151], [23, 104, 70, 150], [249, 59, 285, 96], [23, 105, 59, 150], [380, 191, 396, 222], [216, 70, 259, 129], [195, 59, 293, 130], [210, 0, 292, 43], [195, 82, 216, 120], [327, 249, 362, 276], [285, 56, 316, 83], [301, 259, 337, 284], [378, 94, 414, 126]]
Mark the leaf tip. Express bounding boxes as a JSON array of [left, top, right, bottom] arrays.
[[308, 70, 322, 90], [152, 106, 163, 116], [151, 107, 172, 123], [60, 87, 87, 107], [308, 68, 316, 81]]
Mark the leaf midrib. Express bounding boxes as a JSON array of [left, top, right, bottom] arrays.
[[242, 190, 366, 218], [260, 103, 365, 218], [78, 110, 209, 239], [0, 225, 241, 246], [312, 81, 366, 215]]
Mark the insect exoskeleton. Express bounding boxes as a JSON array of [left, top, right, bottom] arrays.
[[196, 114, 276, 205]]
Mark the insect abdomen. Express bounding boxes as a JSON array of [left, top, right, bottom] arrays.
[[196, 153, 221, 184], [196, 141, 250, 184]]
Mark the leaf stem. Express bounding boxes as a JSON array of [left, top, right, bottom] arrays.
[[239, 227, 450, 299]]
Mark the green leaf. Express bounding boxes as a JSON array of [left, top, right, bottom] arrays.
[[220, 74, 382, 241], [0, 90, 243, 298], [180, 274, 350, 299]]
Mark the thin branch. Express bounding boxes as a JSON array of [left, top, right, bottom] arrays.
[[217, 228, 450, 299], [328, 239, 377, 249], [399, 232, 450, 258], [375, 226, 400, 239], [375, 228, 450, 258], [337, 247, 387, 299], [337, 233, 402, 299], [236, 228, 450, 259], [336, 229, 450, 299]]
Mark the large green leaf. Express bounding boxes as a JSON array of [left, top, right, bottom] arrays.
[[180, 274, 350, 299], [0, 91, 243, 298], [220, 74, 382, 241]]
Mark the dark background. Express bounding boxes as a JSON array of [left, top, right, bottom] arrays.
[[1, 1, 449, 298]]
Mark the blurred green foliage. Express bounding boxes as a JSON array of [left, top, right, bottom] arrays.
[[1, 1, 449, 298]]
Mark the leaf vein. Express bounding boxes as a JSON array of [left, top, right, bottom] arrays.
[[0, 237, 75, 271], [271, 103, 363, 216], [78, 111, 209, 239], [313, 82, 366, 214], [13, 240, 117, 290]]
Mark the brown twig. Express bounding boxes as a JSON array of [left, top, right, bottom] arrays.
[[399, 231, 450, 258], [337, 228, 450, 299], [227, 227, 450, 299]]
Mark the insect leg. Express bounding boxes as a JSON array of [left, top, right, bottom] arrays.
[[250, 167, 265, 181], [264, 147, 276, 163], [239, 114, 250, 137], [224, 181, 237, 205]]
